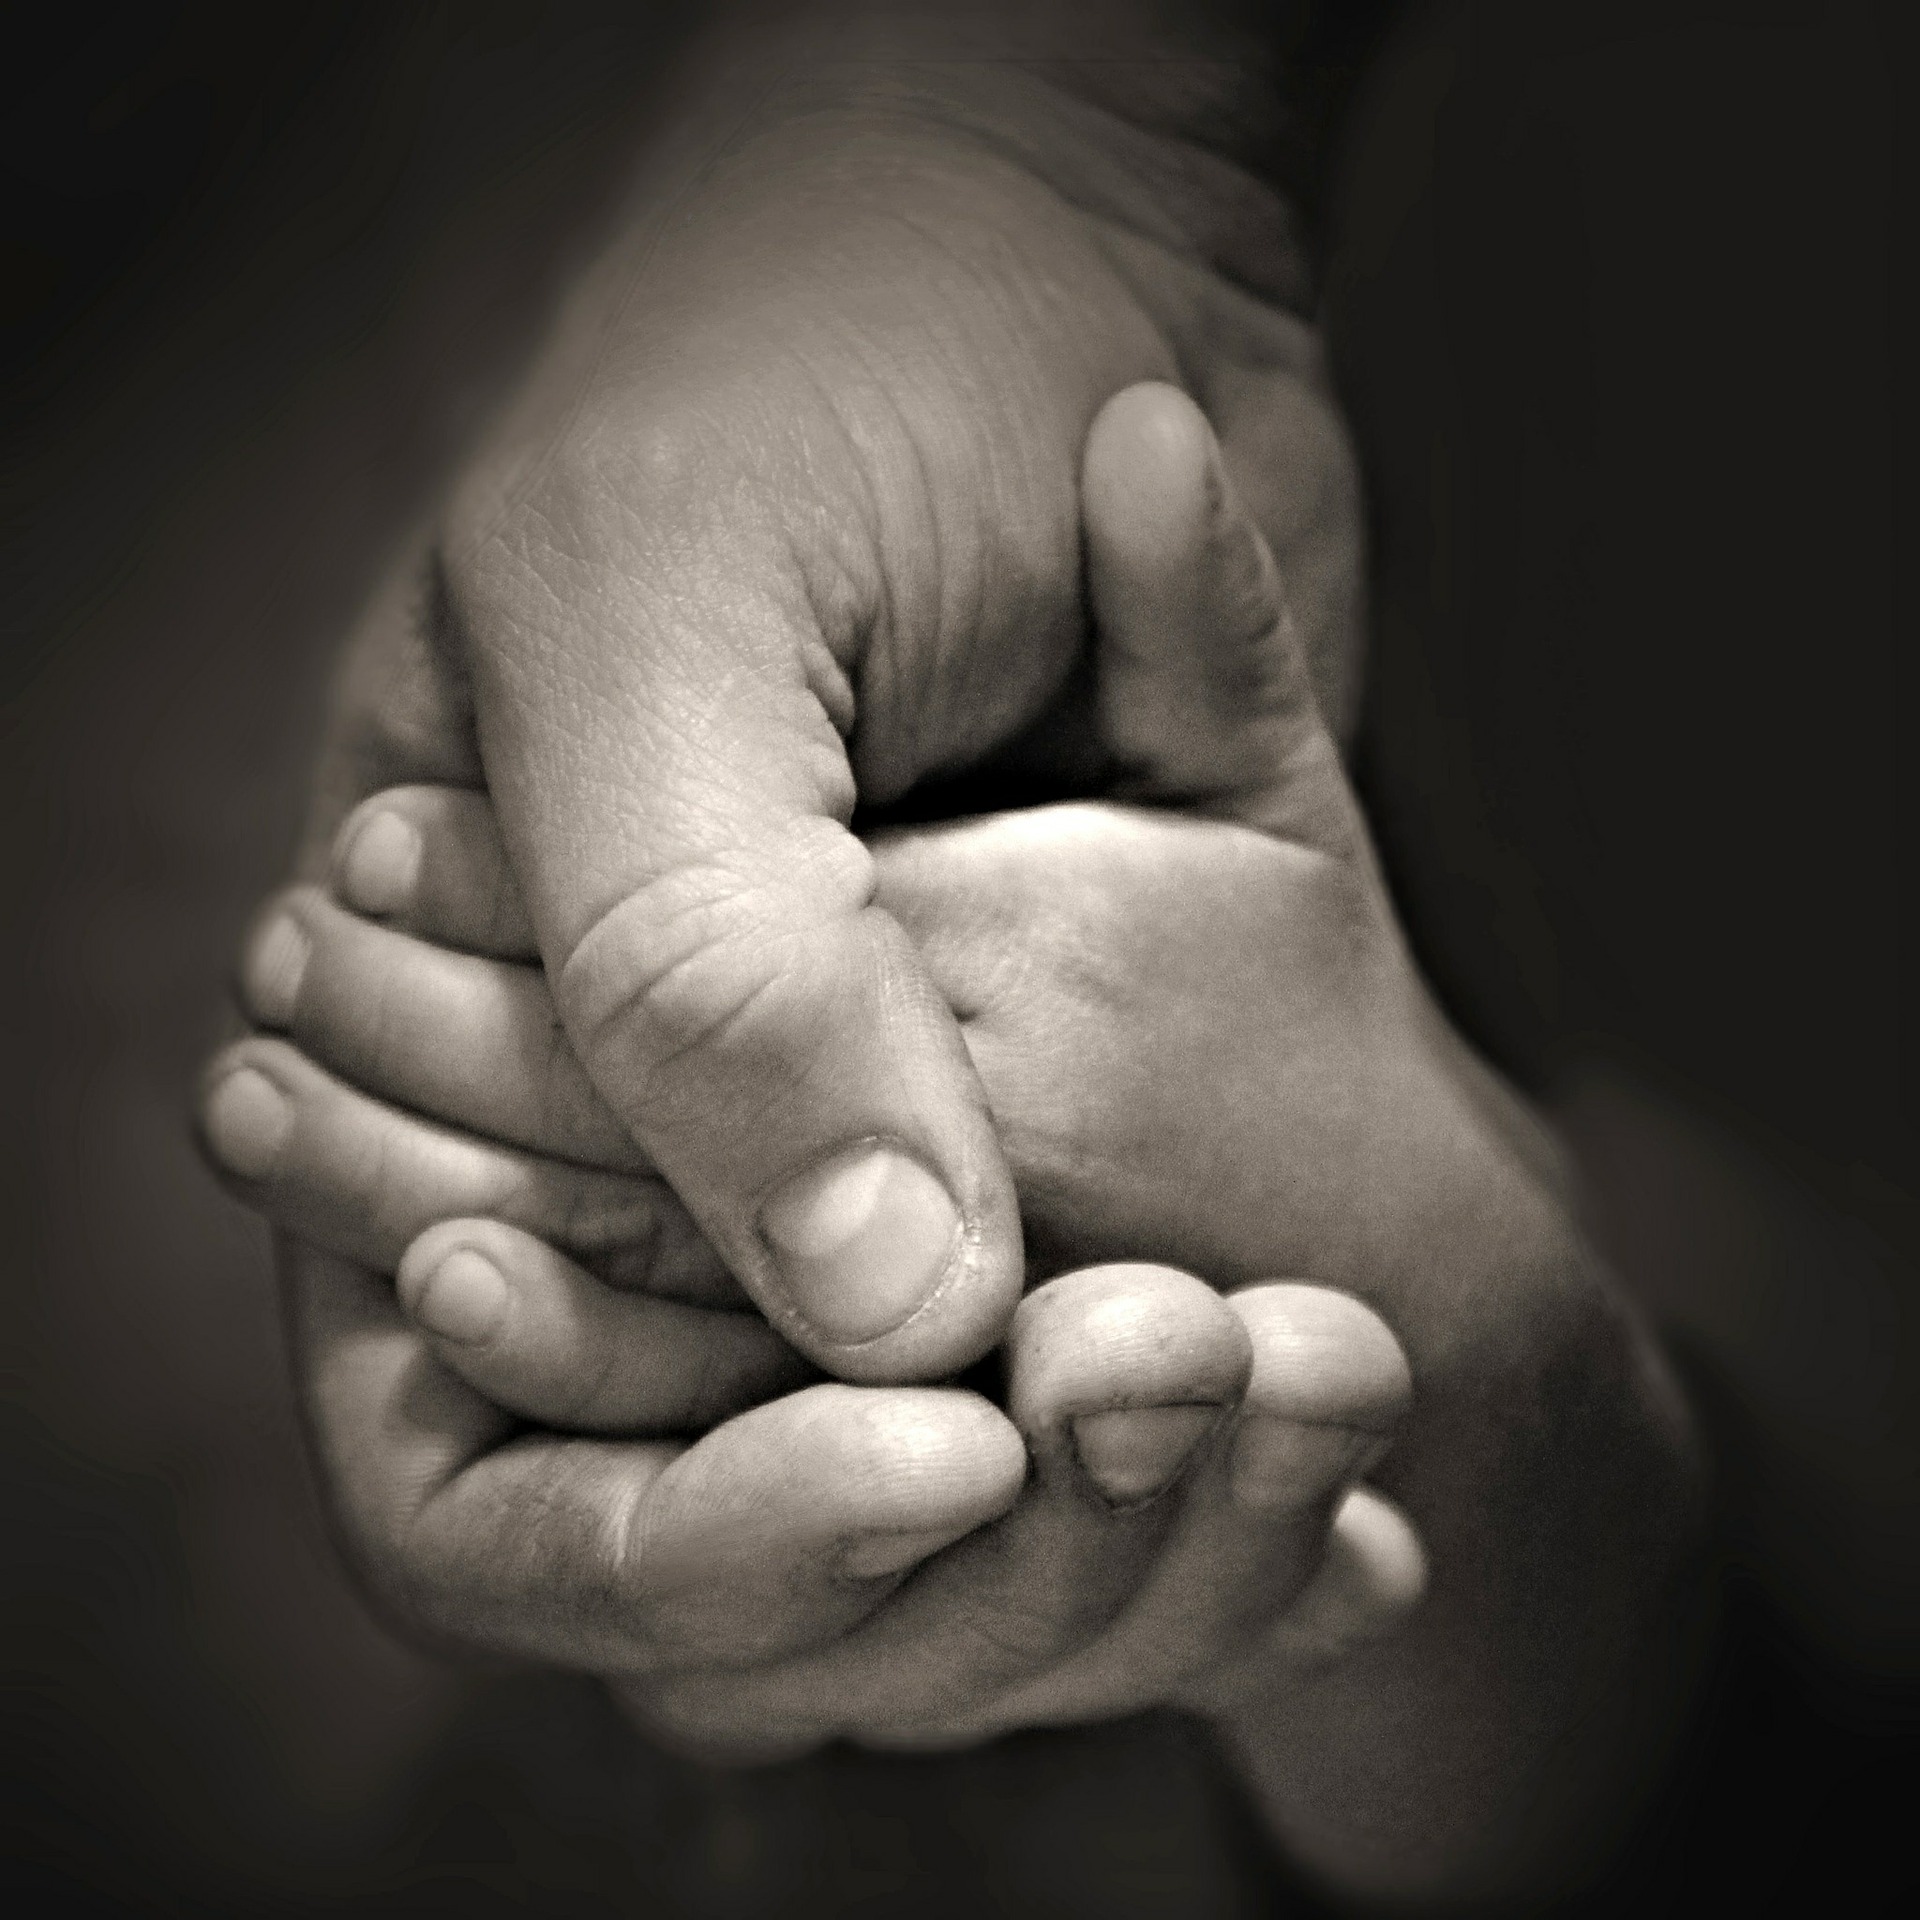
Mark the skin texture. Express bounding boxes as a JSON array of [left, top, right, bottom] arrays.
[[206, 358, 1699, 1900], [413, 40, 1365, 1387], [205, 384, 1429, 1752]]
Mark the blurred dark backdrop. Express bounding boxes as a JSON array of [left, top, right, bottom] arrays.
[[3, 1, 1908, 1912]]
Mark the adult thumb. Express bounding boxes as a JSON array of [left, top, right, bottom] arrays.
[[449, 469, 1022, 1386], [1082, 382, 1357, 854]]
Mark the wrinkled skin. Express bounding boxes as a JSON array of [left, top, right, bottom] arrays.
[[201, 28, 1699, 1901], [210, 387, 1430, 1757]]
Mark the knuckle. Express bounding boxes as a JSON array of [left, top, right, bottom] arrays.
[[557, 831, 875, 1119]]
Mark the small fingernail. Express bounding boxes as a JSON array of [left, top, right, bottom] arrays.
[[336, 809, 421, 916], [1072, 1404, 1221, 1508], [203, 1066, 292, 1181], [242, 913, 309, 1028], [408, 1248, 509, 1346], [839, 1527, 960, 1582], [1230, 1419, 1383, 1510], [760, 1144, 960, 1344]]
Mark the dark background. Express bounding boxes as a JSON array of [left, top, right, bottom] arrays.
[[3, 1, 1909, 1912]]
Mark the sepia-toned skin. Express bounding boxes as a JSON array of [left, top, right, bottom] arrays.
[[209, 404, 1694, 1904], [207, 385, 1432, 1744], [198, 7, 1701, 1902], [411, 42, 1373, 1391]]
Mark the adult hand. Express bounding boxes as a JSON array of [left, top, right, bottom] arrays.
[[404, 23, 1357, 1382], [216, 372, 1699, 1900]]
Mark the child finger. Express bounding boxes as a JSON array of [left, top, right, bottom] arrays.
[[282, 1239, 1023, 1681], [1171, 1282, 1412, 1653], [1159, 1283, 1416, 1700], [198, 1035, 738, 1304], [1258, 1483, 1428, 1667], [329, 784, 537, 959], [241, 886, 641, 1173], [395, 1218, 812, 1435], [978, 1283, 1415, 1728], [654, 1264, 1255, 1746]]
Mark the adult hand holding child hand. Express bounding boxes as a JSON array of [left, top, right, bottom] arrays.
[[200, 7, 1701, 1898], [206, 378, 1695, 1903], [376, 22, 1363, 1388], [207, 381, 1426, 1744]]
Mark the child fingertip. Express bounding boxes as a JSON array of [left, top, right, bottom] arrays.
[[240, 910, 310, 1028], [336, 806, 421, 916], [403, 1244, 509, 1346]]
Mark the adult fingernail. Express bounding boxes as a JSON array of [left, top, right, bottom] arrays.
[[760, 1143, 959, 1344], [203, 1066, 292, 1181], [1072, 1404, 1220, 1508], [408, 1247, 509, 1345], [1229, 1419, 1384, 1510], [242, 913, 309, 1028], [337, 809, 421, 915], [839, 1527, 960, 1581]]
